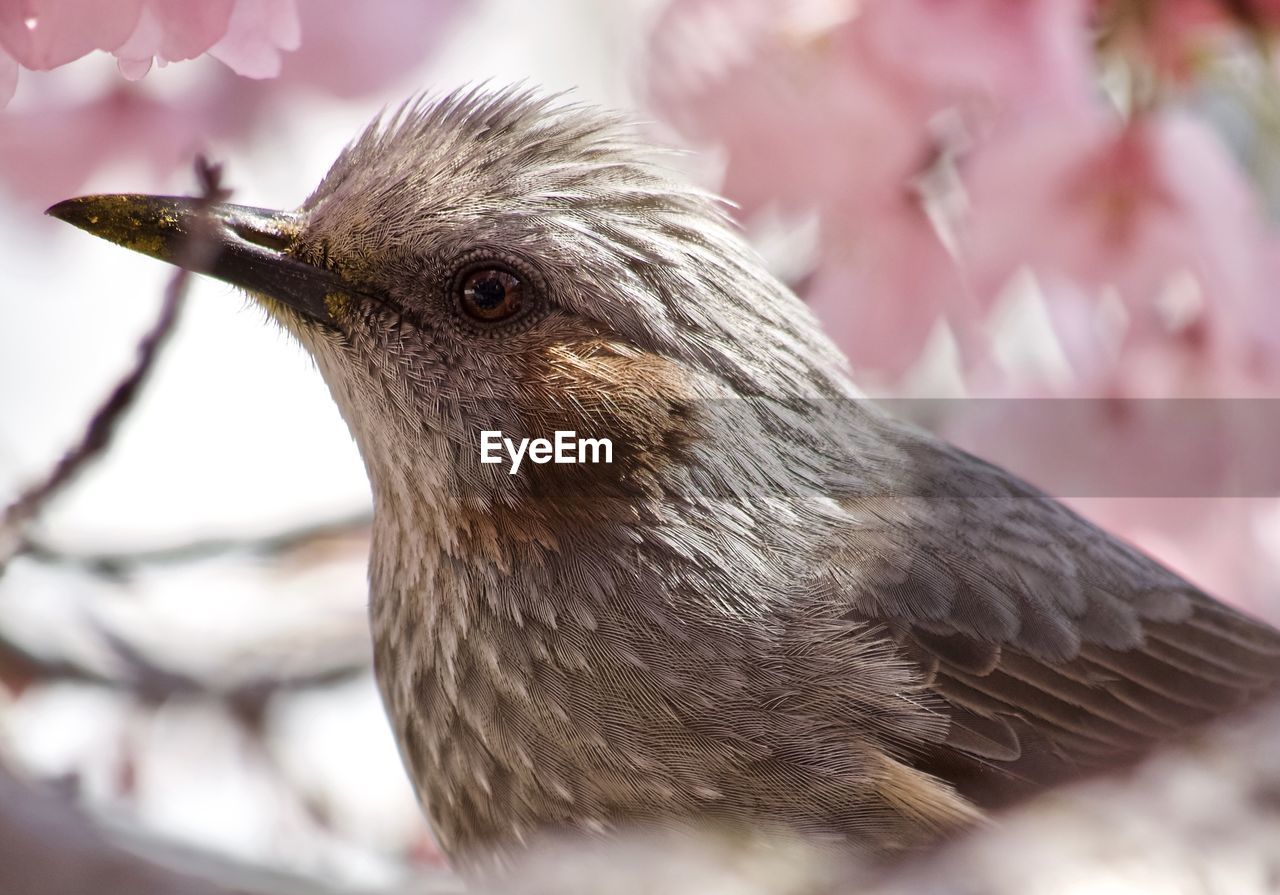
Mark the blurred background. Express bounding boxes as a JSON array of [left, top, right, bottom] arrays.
[[2, 0, 1280, 890]]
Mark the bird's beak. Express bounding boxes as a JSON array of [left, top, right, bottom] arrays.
[[46, 194, 342, 327]]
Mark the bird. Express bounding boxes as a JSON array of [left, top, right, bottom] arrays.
[[47, 86, 1280, 873]]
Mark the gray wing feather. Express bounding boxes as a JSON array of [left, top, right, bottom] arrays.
[[828, 426, 1280, 805]]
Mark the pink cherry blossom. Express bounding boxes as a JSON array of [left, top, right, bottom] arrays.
[[0, 0, 141, 71], [0, 0, 306, 97], [275, 0, 462, 98], [112, 0, 237, 78], [650, 0, 1280, 617], [857, 0, 1097, 128], [0, 0, 463, 202], [963, 111, 1273, 380], [208, 0, 300, 80], [0, 77, 263, 203], [804, 196, 971, 380], [649, 2, 932, 375], [1099, 0, 1280, 80], [649, 0, 1101, 377], [0, 44, 15, 105]]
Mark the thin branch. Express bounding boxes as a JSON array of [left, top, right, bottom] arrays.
[[0, 621, 370, 720], [18, 512, 372, 580], [0, 759, 460, 895], [0, 760, 257, 895], [0, 159, 231, 572]]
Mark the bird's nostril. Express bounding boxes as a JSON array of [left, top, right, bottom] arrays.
[[226, 215, 294, 253]]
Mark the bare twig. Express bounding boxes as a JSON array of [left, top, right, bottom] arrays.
[[0, 760, 257, 895], [0, 760, 462, 895], [0, 622, 371, 719], [0, 159, 231, 572], [18, 512, 372, 580]]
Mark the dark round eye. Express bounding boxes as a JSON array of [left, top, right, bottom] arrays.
[[460, 268, 523, 322]]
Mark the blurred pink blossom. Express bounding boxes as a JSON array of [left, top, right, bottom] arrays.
[[0, 78, 261, 202], [0, 0, 301, 85], [111, 0, 237, 79], [0, 0, 463, 204], [951, 109, 1279, 610], [1099, 0, 1280, 79], [0, 0, 141, 72], [276, 0, 462, 98], [207, 0, 299, 80], [650, 0, 1280, 615], [858, 0, 1097, 127], [0, 45, 14, 104], [804, 198, 970, 379], [650, 1, 930, 374], [649, 0, 1100, 377], [964, 112, 1273, 376], [651, 0, 1279, 386]]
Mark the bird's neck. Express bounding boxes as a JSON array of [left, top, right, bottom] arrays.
[[363, 470, 803, 857]]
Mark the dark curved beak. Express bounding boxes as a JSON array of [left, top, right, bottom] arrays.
[[46, 194, 341, 326]]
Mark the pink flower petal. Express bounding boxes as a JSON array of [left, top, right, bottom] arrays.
[[0, 44, 16, 105], [208, 0, 300, 79], [277, 0, 463, 97], [650, 0, 1102, 380], [0, 79, 264, 205], [964, 112, 1272, 383], [808, 196, 967, 378], [0, 0, 141, 70], [113, 3, 164, 78], [0, 0, 464, 194], [145, 0, 235, 61], [112, 0, 234, 75], [861, 0, 1097, 125]]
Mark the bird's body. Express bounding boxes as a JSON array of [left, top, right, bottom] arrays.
[[50, 88, 1280, 873]]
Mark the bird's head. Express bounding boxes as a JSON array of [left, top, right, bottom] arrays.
[[48, 88, 856, 548]]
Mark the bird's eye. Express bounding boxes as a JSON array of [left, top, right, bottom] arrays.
[[459, 268, 523, 322]]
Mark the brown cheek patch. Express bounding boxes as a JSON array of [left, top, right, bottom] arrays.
[[454, 337, 706, 555]]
